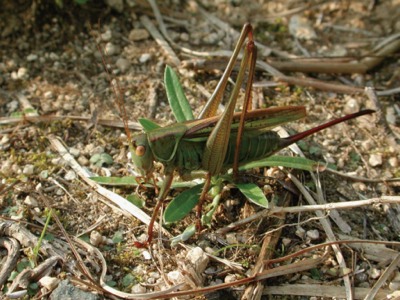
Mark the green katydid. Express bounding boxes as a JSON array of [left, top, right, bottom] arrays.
[[115, 24, 373, 246]]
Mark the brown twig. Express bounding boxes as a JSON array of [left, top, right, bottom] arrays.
[[0, 237, 20, 287]]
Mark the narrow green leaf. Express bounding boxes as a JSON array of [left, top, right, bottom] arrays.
[[236, 183, 268, 208], [127, 194, 144, 208], [164, 184, 203, 224], [164, 65, 194, 122], [91, 176, 201, 189], [138, 118, 161, 132], [170, 224, 196, 247], [239, 155, 326, 172]]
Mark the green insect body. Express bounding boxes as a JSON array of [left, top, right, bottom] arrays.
[[131, 106, 307, 178]]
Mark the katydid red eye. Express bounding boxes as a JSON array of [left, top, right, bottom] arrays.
[[136, 145, 146, 156]]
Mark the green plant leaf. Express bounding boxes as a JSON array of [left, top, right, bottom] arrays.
[[127, 194, 144, 208], [122, 274, 135, 287], [90, 153, 113, 167], [138, 118, 161, 132], [112, 231, 124, 243], [239, 155, 327, 172], [91, 176, 201, 189], [170, 224, 196, 247], [164, 65, 194, 122], [235, 183, 268, 208], [164, 183, 203, 224]]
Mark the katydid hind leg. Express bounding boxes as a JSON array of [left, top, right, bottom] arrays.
[[199, 24, 257, 230], [233, 37, 257, 179], [199, 23, 253, 119], [280, 109, 375, 149]]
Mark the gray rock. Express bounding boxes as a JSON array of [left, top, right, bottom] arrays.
[[50, 279, 99, 300]]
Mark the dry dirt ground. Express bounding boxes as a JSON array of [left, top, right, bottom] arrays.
[[1, 0, 400, 299]]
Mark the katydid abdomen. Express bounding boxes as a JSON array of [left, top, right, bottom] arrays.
[[170, 109, 374, 174]]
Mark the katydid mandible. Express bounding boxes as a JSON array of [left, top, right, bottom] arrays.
[[122, 24, 374, 246]]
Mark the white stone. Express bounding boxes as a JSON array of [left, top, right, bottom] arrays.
[[139, 53, 151, 63], [306, 229, 320, 240], [27, 54, 38, 61], [39, 276, 59, 290], [186, 247, 209, 274], [69, 147, 80, 157], [368, 267, 381, 279], [167, 270, 185, 285], [64, 170, 76, 181], [23, 164, 34, 175], [129, 29, 149, 41], [104, 42, 118, 56], [295, 226, 306, 239], [289, 15, 317, 40], [24, 195, 38, 207], [116, 58, 131, 73], [101, 30, 112, 42], [90, 230, 104, 246], [224, 274, 238, 283], [131, 283, 146, 294], [226, 233, 238, 244], [369, 154, 383, 167], [17, 67, 28, 79]]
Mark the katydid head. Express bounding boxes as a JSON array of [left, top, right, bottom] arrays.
[[130, 133, 154, 178]]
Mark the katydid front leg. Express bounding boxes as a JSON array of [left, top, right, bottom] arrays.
[[135, 172, 174, 247]]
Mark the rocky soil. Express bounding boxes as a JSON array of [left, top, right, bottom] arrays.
[[1, 0, 399, 299]]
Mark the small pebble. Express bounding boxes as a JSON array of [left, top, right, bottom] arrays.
[[224, 274, 238, 283], [105, 0, 124, 12], [282, 238, 291, 246], [6, 100, 18, 112], [369, 154, 382, 167], [39, 276, 60, 290], [388, 157, 398, 168], [90, 230, 104, 246], [64, 170, 76, 181], [186, 246, 209, 274], [167, 270, 185, 285], [27, 53, 38, 61], [129, 28, 149, 41], [49, 52, 59, 60], [24, 195, 38, 207], [39, 170, 49, 179], [17, 67, 29, 79], [69, 147, 80, 157], [44, 91, 54, 99], [368, 267, 381, 279], [389, 281, 400, 291], [139, 53, 151, 63], [295, 226, 306, 239], [306, 229, 320, 240], [131, 283, 146, 294], [105, 42, 118, 56], [116, 57, 131, 73], [180, 32, 189, 42], [343, 97, 360, 114], [0, 134, 9, 145], [289, 15, 317, 40], [101, 29, 112, 42], [55, 188, 65, 196], [23, 164, 35, 175], [77, 156, 89, 166], [226, 233, 238, 244], [354, 272, 368, 283]]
